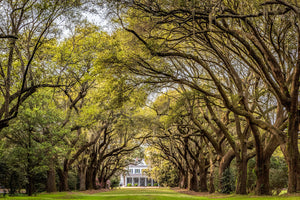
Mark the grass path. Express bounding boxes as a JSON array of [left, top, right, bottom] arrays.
[[1, 188, 300, 200]]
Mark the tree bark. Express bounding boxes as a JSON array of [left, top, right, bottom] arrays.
[[286, 33, 300, 193], [252, 127, 279, 195], [255, 156, 271, 195], [26, 175, 34, 196], [26, 129, 34, 196], [57, 163, 69, 191], [236, 157, 248, 194], [86, 167, 95, 190], [179, 170, 188, 188], [59, 171, 68, 191], [286, 109, 299, 193], [250, 123, 270, 195], [92, 169, 98, 189], [99, 176, 106, 189], [79, 168, 87, 191], [199, 166, 208, 192], [47, 161, 57, 193], [297, 157, 300, 192], [209, 158, 215, 193], [235, 141, 248, 194], [78, 157, 88, 191], [189, 170, 199, 192]]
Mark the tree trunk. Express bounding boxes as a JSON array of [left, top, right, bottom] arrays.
[[235, 143, 248, 194], [209, 158, 215, 193], [189, 169, 199, 192], [47, 161, 57, 193], [99, 176, 106, 189], [79, 166, 87, 191], [297, 157, 300, 192], [236, 158, 248, 194], [255, 155, 271, 195], [280, 137, 300, 193], [26, 175, 34, 196], [287, 114, 299, 193], [286, 47, 300, 193], [199, 166, 208, 192], [78, 158, 87, 191], [179, 170, 188, 188], [92, 169, 98, 189], [57, 164, 69, 192], [254, 147, 270, 195], [250, 123, 271, 195], [26, 130, 34, 196], [59, 171, 69, 191], [86, 167, 95, 190]]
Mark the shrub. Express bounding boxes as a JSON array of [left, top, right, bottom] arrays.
[[127, 183, 132, 187], [134, 183, 138, 186], [270, 156, 288, 195], [147, 183, 152, 186], [110, 177, 120, 189], [220, 168, 235, 194], [153, 183, 158, 186]]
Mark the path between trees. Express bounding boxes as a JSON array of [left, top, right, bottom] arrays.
[[3, 187, 300, 199]]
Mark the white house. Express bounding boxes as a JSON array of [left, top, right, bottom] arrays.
[[120, 159, 157, 187]]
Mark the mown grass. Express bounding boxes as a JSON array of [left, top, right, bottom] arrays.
[[1, 188, 299, 200]]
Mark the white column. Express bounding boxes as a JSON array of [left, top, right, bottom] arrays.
[[151, 179, 153, 186], [138, 177, 140, 186], [125, 176, 127, 186]]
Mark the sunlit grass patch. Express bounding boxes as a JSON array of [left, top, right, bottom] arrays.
[[2, 188, 299, 200]]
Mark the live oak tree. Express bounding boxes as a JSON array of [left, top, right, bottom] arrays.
[[144, 90, 210, 192], [145, 88, 255, 193], [80, 71, 150, 190], [0, 0, 298, 196], [49, 23, 150, 191], [0, 0, 83, 130], [49, 24, 110, 192], [145, 147, 180, 187], [1, 90, 68, 195], [108, 0, 300, 194]]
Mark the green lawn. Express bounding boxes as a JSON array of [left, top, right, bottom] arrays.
[[1, 188, 299, 200]]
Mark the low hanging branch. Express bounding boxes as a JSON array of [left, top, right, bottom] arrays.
[[0, 8, 59, 130], [0, 34, 18, 39]]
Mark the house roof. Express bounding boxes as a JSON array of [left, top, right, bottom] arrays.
[[128, 159, 148, 168]]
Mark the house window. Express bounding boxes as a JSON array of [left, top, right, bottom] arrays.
[[135, 169, 141, 174], [129, 169, 133, 174]]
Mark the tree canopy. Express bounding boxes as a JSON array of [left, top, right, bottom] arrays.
[[0, 0, 299, 196]]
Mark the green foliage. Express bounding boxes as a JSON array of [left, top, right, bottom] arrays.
[[134, 183, 138, 186], [246, 156, 288, 194], [68, 170, 78, 191], [127, 183, 132, 187], [269, 157, 288, 194], [220, 168, 235, 194], [0, 90, 68, 194], [110, 177, 120, 188]]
